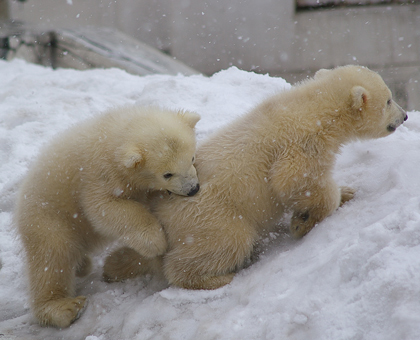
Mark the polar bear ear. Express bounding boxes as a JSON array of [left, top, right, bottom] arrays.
[[314, 69, 330, 79], [351, 86, 369, 111], [118, 146, 144, 169], [125, 152, 143, 168], [177, 110, 201, 128]]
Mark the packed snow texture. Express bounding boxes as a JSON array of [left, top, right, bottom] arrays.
[[1, 59, 420, 340]]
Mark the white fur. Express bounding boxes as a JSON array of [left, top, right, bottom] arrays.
[[104, 66, 407, 291], [15, 106, 200, 327]]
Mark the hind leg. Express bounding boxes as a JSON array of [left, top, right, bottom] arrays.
[[164, 249, 237, 290], [22, 227, 88, 328], [290, 179, 346, 238], [29, 254, 87, 327], [163, 220, 256, 290], [103, 247, 164, 282]]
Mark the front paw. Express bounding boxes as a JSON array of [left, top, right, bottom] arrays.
[[340, 186, 355, 206]]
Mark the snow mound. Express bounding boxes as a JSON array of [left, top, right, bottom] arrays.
[[1, 59, 419, 340]]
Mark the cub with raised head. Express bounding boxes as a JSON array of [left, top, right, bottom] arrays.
[[104, 66, 407, 291]]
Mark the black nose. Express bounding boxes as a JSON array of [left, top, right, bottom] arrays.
[[187, 184, 200, 196], [404, 113, 408, 121]]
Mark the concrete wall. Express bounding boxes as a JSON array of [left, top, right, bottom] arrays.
[[0, 0, 9, 19], [8, 0, 420, 109]]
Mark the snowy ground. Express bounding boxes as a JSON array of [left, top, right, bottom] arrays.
[[1, 59, 420, 340]]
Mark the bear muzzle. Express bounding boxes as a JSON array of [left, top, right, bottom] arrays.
[[187, 183, 200, 196], [387, 105, 408, 132]]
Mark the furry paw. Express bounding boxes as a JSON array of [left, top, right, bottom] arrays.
[[340, 186, 356, 206], [36, 296, 87, 328]]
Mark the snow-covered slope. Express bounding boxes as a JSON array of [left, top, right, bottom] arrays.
[[1, 59, 420, 340]]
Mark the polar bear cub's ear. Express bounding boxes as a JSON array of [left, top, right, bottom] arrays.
[[314, 68, 330, 79], [177, 110, 201, 128], [117, 145, 144, 168], [351, 86, 369, 111]]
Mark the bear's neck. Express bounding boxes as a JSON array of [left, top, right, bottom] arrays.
[[259, 88, 357, 150]]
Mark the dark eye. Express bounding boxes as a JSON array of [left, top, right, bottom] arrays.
[[163, 173, 173, 179], [192, 156, 195, 163], [387, 99, 392, 106]]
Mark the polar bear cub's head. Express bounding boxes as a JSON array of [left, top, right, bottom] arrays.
[[314, 65, 408, 139], [116, 107, 200, 197]]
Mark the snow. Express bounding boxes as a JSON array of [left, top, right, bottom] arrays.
[[1, 59, 420, 340]]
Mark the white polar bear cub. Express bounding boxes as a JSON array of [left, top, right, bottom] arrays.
[[15, 106, 200, 328], [103, 65, 407, 292]]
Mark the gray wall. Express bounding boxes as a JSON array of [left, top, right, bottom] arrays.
[[0, 0, 9, 19], [8, 0, 420, 109]]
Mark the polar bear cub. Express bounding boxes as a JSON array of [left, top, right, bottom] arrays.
[[15, 106, 200, 328], [103, 65, 407, 291]]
